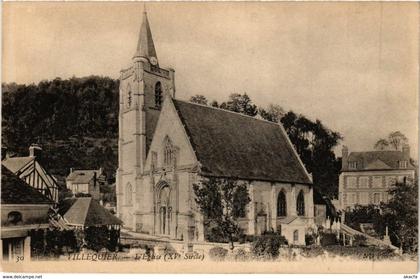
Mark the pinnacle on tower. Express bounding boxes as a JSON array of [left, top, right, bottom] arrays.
[[133, 10, 158, 65]]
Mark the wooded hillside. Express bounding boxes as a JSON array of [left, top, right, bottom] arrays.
[[2, 76, 119, 185]]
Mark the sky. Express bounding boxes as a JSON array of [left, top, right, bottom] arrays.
[[3, 2, 419, 158]]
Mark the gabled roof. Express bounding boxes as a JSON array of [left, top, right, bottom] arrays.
[[1, 166, 53, 204], [344, 150, 415, 171], [172, 100, 312, 184], [2, 156, 34, 173], [67, 170, 101, 184], [62, 197, 122, 227]]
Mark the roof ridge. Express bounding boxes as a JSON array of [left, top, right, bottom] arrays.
[[173, 99, 282, 126], [70, 197, 91, 225], [171, 99, 312, 184]]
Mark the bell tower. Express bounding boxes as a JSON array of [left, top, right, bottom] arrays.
[[116, 10, 175, 227]]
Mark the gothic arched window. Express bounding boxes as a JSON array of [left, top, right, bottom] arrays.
[[277, 191, 287, 217], [163, 137, 175, 167], [126, 183, 133, 206], [297, 190, 305, 216], [155, 81, 162, 107]]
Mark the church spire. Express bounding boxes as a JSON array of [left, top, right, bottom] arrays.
[[133, 10, 158, 64]]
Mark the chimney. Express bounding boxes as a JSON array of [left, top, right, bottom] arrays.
[[70, 168, 73, 174], [402, 144, 410, 159], [342, 145, 349, 170], [29, 144, 42, 158]]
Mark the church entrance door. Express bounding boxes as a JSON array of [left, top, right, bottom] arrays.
[[158, 186, 171, 236]]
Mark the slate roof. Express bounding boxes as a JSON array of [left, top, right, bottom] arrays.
[[62, 197, 122, 227], [134, 11, 158, 61], [172, 100, 312, 184], [344, 150, 415, 171], [67, 170, 101, 184], [1, 166, 53, 204], [2, 157, 34, 173]]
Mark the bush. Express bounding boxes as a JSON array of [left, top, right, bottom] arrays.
[[238, 234, 254, 244], [205, 222, 229, 243], [324, 245, 398, 261], [320, 232, 337, 246], [353, 235, 367, 247], [45, 229, 64, 257], [305, 234, 316, 246], [30, 229, 47, 258], [300, 246, 325, 258], [85, 226, 109, 252], [252, 232, 286, 259], [234, 248, 251, 261], [209, 246, 229, 261]]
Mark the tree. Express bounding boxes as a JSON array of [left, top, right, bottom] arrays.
[[189, 95, 208, 105], [373, 131, 408, 151], [193, 177, 251, 249], [210, 100, 219, 108], [387, 131, 408, 151], [374, 138, 389, 150], [216, 93, 342, 199], [381, 177, 418, 253], [344, 204, 385, 237], [220, 93, 257, 116], [279, 111, 342, 199], [258, 104, 285, 123]]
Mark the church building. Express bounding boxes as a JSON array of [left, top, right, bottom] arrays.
[[116, 11, 315, 245]]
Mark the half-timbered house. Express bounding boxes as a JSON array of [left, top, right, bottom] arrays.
[[2, 144, 59, 203]]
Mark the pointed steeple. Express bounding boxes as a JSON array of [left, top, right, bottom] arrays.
[[133, 10, 158, 64]]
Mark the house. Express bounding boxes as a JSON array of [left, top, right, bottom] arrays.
[[66, 168, 105, 200], [1, 166, 53, 261], [116, 11, 314, 245], [60, 197, 122, 229], [58, 197, 122, 251], [2, 144, 59, 203], [339, 145, 416, 210]]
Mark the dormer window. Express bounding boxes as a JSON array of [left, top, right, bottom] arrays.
[[349, 161, 358, 169], [399, 161, 408, 169]]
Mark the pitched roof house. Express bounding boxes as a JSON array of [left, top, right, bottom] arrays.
[[60, 197, 122, 228], [66, 168, 104, 200], [2, 144, 59, 202], [1, 166, 53, 261], [116, 11, 314, 245], [339, 145, 416, 210]]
